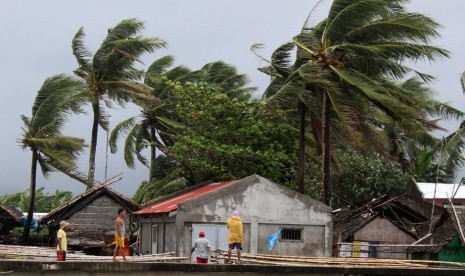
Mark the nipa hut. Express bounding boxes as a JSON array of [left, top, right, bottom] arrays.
[[40, 185, 139, 255], [0, 204, 22, 240], [333, 195, 433, 259]]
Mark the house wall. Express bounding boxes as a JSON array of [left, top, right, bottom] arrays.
[[257, 224, 326, 256], [68, 196, 129, 231], [438, 236, 465, 263], [138, 216, 176, 255], [353, 217, 415, 259], [354, 217, 415, 244]]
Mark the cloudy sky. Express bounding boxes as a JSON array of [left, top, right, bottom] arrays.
[[1, 0, 464, 198]]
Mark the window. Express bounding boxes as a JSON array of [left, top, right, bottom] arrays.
[[280, 228, 302, 241]]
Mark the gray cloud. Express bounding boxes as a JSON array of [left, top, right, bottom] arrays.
[[1, 0, 464, 197]]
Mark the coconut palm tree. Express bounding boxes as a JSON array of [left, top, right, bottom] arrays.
[[382, 78, 464, 182], [71, 18, 166, 188], [197, 61, 256, 101], [109, 56, 193, 180], [18, 74, 86, 241], [270, 0, 449, 204]]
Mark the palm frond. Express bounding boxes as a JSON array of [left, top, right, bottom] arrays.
[[72, 27, 92, 77], [109, 117, 137, 153]]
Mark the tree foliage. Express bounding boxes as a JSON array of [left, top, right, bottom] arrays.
[[0, 188, 73, 213], [167, 81, 297, 185], [332, 151, 411, 206]]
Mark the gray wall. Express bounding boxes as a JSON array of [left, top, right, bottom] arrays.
[[257, 224, 326, 256], [68, 196, 126, 231]]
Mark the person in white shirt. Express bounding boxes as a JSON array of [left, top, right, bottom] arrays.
[[190, 231, 211, 264]]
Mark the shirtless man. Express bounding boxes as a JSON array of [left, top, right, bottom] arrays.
[[113, 208, 127, 262]]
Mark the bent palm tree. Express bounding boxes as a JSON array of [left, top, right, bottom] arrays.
[[272, 0, 448, 204], [18, 74, 85, 241], [109, 56, 191, 180], [72, 18, 166, 188]]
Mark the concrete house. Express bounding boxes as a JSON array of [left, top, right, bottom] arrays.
[[134, 174, 333, 258]]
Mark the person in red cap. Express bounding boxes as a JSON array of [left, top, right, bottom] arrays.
[[190, 230, 211, 264]]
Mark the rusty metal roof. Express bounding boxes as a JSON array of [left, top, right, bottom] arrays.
[[135, 181, 236, 215]]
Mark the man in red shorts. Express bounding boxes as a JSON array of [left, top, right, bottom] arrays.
[[190, 231, 211, 264]]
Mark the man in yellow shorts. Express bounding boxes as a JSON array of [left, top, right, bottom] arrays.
[[113, 208, 127, 262]]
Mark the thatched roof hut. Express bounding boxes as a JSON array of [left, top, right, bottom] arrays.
[[0, 204, 22, 236]]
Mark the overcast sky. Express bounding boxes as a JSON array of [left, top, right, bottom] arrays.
[[1, 0, 464, 198]]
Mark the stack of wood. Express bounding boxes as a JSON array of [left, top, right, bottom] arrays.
[[0, 244, 186, 262], [216, 249, 465, 269]]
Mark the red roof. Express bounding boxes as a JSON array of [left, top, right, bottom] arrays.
[[134, 181, 236, 215]]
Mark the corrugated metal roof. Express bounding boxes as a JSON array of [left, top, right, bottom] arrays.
[[134, 181, 236, 215], [416, 182, 465, 199]]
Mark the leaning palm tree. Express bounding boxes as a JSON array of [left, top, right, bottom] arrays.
[[383, 78, 464, 181], [109, 56, 192, 180], [18, 74, 86, 241], [72, 18, 166, 188], [272, 0, 449, 204], [197, 61, 256, 101]]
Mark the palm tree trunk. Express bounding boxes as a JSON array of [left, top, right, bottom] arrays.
[[321, 91, 331, 205], [22, 149, 38, 243], [149, 126, 157, 181], [87, 97, 99, 189], [297, 100, 306, 194]]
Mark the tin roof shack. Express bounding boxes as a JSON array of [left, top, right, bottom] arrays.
[[333, 195, 432, 259], [134, 175, 332, 259], [0, 204, 22, 242], [40, 185, 139, 255], [411, 209, 465, 263]]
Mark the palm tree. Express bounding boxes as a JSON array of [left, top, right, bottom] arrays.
[[72, 18, 166, 188], [271, 0, 449, 204], [253, 42, 312, 194], [109, 56, 192, 180], [18, 74, 85, 241], [198, 61, 256, 101], [383, 78, 464, 182]]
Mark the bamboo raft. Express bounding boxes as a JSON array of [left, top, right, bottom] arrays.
[[215, 249, 465, 269], [0, 245, 186, 263]]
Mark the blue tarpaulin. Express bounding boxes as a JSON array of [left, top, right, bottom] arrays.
[[267, 228, 281, 251]]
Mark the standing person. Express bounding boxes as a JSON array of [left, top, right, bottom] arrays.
[[56, 220, 69, 261], [112, 208, 127, 262], [227, 210, 243, 264], [190, 231, 211, 264]]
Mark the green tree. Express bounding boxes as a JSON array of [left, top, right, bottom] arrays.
[[0, 188, 73, 213], [167, 81, 297, 185], [71, 18, 166, 188], [18, 74, 85, 241], [331, 150, 410, 206], [279, 0, 448, 204]]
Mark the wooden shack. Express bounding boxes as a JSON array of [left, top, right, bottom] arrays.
[[411, 209, 465, 263], [333, 195, 432, 259], [40, 185, 139, 254], [0, 204, 22, 242]]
